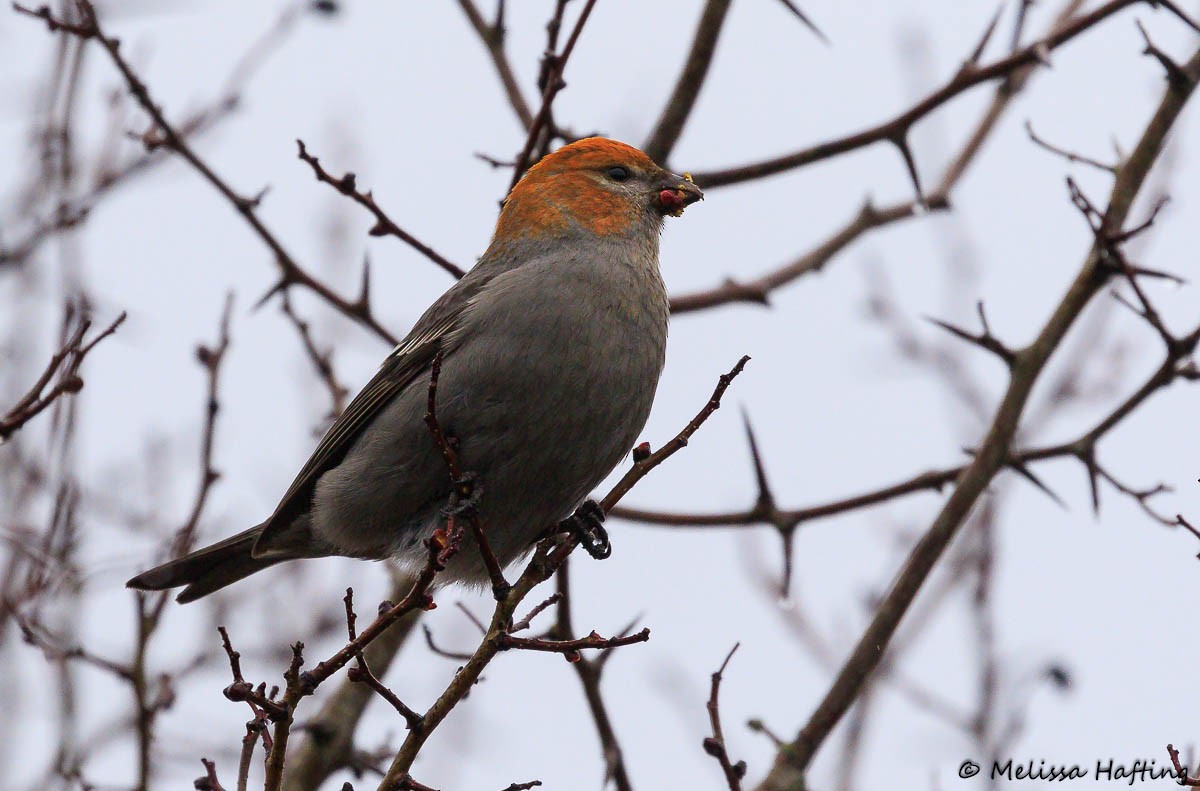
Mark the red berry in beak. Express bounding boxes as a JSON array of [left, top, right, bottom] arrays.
[[659, 188, 686, 214]]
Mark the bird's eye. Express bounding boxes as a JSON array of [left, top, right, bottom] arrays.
[[605, 166, 631, 182]]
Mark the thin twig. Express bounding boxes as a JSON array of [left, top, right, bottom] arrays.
[[0, 310, 125, 442], [703, 644, 746, 790], [376, 357, 749, 788], [507, 0, 599, 192], [295, 140, 464, 279], [754, 43, 1200, 788], [15, 1, 399, 344], [692, 0, 1143, 187]]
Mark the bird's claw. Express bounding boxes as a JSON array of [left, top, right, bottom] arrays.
[[562, 500, 611, 560]]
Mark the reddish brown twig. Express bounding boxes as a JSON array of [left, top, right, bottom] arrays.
[[703, 644, 746, 791], [376, 357, 749, 787], [600, 356, 749, 511], [344, 588, 423, 729], [423, 353, 461, 480], [691, 0, 1148, 188], [424, 353, 510, 599], [1168, 744, 1200, 786], [194, 758, 228, 791], [218, 627, 288, 721], [497, 628, 650, 663], [279, 291, 349, 419], [217, 525, 459, 791], [15, 1, 400, 345], [507, 0, 599, 191], [295, 140, 464, 279], [754, 43, 1200, 787], [1025, 119, 1118, 173]]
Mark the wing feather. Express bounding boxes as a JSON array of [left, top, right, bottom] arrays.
[[254, 314, 456, 551]]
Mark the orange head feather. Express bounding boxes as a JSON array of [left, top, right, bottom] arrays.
[[492, 137, 702, 246]]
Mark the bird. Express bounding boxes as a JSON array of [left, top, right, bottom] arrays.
[[127, 136, 703, 603]]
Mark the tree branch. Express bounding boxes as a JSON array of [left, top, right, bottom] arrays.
[[753, 43, 1200, 790], [691, 0, 1143, 188]]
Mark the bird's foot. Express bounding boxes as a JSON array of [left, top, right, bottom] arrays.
[[443, 471, 483, 516], [561, 500, 611, 560]]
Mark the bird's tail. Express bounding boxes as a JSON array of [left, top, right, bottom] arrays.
[[127, 525, 284, 603]]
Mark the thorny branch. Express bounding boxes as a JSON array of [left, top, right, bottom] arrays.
[[1, 2, 300, 269], [8, 2, 1200, 790], [295, 140, 464, 279], [668, 0, 1093, 313], [14, 0, 401, 346], [690, 0, 1193, 188], [625, 346, 1173, 519], [206, 357, 744, 791], [753, 41, 1200, 791], [374, 357, 748, 790], [619, 310, 1200, 588]]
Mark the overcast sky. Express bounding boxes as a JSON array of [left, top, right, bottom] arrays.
[[3, 1, 1200, 789]]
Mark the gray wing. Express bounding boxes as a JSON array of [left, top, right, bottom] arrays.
[[254, 266, 498, 551]]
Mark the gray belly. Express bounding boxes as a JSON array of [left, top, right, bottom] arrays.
[[309, 285, 666, 582]]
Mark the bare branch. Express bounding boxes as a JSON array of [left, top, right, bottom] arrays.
[[692, 0, 1146, 188], [375, 357, 749, 787], [0, 309, 125, 442], [642, 0, 734, 163], [457, 0, 535, 129], [754, 42, 1200, 788], [295, 140, 464, 279], [16, 1, 400, 345], [507, 0, 599, 191], [1025, 119, 1119, 173], [702, 644, 746, 791]]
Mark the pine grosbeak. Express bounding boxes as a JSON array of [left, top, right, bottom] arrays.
[[128, 137, 703, 602]]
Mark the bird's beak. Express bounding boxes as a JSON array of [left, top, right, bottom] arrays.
[[656, 171, 704, 217]]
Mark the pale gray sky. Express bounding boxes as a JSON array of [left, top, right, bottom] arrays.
[[3, 1, 1199, 789]]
